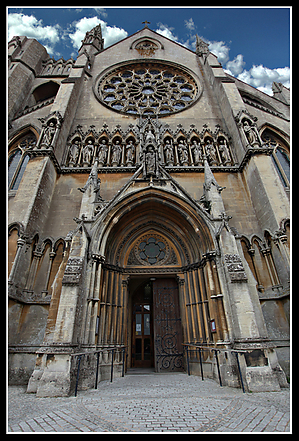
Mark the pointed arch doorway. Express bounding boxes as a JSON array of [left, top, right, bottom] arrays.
[[92, 189, 227, 375], [129, 276, 184, 372]]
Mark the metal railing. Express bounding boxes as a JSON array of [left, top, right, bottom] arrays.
[[71, 346, 127, 397], [183, 343, 247, 393]]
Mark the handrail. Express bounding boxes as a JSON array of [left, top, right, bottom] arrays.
[[72, 345, 127, 397], [183, 343, 247, 393]]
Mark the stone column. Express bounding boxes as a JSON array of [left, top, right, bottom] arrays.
[[8, 237, 27, 284]]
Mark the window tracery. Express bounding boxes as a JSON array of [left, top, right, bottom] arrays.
[[95, 62, 201, 117], [261, 129, 290, 188], [8, 133, 36, 191]]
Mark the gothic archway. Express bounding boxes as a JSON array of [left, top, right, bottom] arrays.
[[82, 188, 229, 371]]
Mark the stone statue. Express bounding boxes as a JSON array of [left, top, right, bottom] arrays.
[[205, 138, 218, 165], [125, 140, 135, 166], [177, 139, 189, 166], [191, 139, 202, 165], [97, 139, 108, 166], [145, 146, 156, 176], [242, 120, 259, 146], [145, 128, 155, 144], [78, 160, 100, 193], [164, 139, 174, 165], [41, 121, 56, 146], [111, 140, 122, 166], [82, 140, 94, 166], [218, 138, 231, 164], [68, 140, 81, 166]]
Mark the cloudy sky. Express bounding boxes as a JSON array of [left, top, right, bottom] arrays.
[[7, 7, 290, 96]]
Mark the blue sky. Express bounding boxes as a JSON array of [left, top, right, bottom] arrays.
[[7, 7, 291, 96]]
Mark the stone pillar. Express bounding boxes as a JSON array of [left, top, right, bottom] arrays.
[[8, 237, 27, 284]]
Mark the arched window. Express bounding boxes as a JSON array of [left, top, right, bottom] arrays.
[[8, 132, 36, 191], [261, 128, 290, 188]]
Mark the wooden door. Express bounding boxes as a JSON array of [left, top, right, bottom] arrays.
[[153, 278, 184, 372]]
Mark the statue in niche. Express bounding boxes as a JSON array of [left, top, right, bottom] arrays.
[[97, 139, 108, 166], [177, 139, 189, 166], [218, 138, 231, 165], [191, 139, 202, 165], [41, 121, 56, 147], [164, 139, 174, 166], [242, 119, 260, 146], [111, 140, 122, 166], [125, 140, 135, 166], [145, 127, 156, 144], [82, 140, 94, 167], [205, 138, 218, 165], [145, 146, 156, 176], [68, 140, 81, 166]]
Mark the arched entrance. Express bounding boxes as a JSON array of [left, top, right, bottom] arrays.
[[88, 188, 229, 373]]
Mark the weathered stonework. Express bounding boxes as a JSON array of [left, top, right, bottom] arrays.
[[8, 23, 290, 395]]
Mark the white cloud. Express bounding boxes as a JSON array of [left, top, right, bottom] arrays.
[[93, 8, 108, 19], [8, 12, 61, 53], [225, 54, 245, 76], [155, 23, 179, 42], [207, 40, 230, 65], [184, 18, 195, 32], [68, 16, 128, 50], [236, 65, 290, 96]]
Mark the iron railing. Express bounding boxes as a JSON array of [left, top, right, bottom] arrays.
[[71, 346, 127, 397], [183, 343, 247, 393]]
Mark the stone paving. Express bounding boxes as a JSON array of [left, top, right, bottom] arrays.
[[8, 372, 291, 433]]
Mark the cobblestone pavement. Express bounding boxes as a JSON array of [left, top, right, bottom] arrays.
[[8, 372, 291, 433]]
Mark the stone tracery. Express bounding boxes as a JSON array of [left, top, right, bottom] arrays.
[[95, 62, 200, 117]]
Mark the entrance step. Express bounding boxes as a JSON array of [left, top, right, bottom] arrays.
[[126, 367, 156, 375]]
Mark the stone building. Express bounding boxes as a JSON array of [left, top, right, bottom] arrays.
[[8, 23, 290, 396]]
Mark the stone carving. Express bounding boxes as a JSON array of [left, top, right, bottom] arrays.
[[242, 119, 260, 147], [97, 139, 108, 166], [140, 118, 160, 178], [177, 139, 189, 166], [196, 35, 209, 57], [95, 61, 199, 117], [42, 122, 56, 146], [64, 122, 233, 170], [68, 139, 81, 166], [62, 256, 84, 285], [82, 140, 94, 167], [36, 111, 63, 150], [145, 146, 156, 176], [78, 160, 100, 193], [235, 110, 263, 149], [224, 254, 248, 282], [191, 139, 203, 165], [218, 137, 231, 165], [111, 140, 122, 166], [132, 234, 172, 266], [205, 138, 218, 165], [164, 139, 174, 166], [125, 140, 135, 166], [135, 39, 159, 57]]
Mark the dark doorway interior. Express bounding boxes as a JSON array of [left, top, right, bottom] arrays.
[[131, 277, 184, 372]]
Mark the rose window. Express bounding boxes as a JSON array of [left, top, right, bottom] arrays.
[[95, 62, 201, 117], [134, 235, 170, 265]]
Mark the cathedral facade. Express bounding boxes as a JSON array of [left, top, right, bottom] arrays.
[[8, 23, 290, 396]]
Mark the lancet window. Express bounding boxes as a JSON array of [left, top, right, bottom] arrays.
[[8, 133, 36, 191]]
